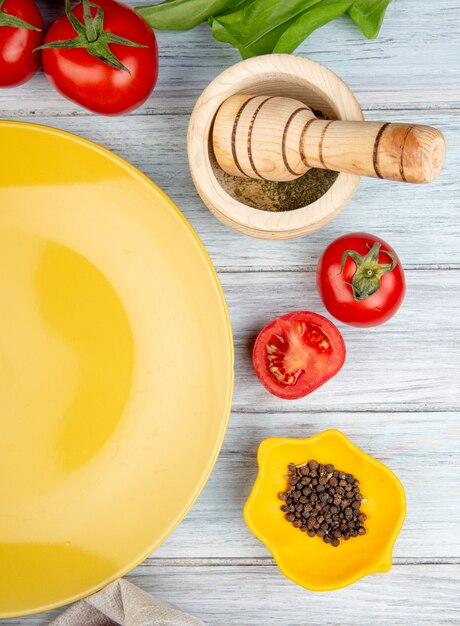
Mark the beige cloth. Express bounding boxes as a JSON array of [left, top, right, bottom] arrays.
[[51, 579, 203, 626]]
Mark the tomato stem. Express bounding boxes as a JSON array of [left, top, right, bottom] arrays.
[[36, 0, 148, 72], [340, 242, 398, 301], [82, 0, 98, 42], [0, 0, 41, 31]]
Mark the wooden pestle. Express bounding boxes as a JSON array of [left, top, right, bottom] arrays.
[[213, 94, 445, 183]]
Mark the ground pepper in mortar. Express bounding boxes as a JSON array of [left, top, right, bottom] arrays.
[[279, 460, 366, 546], [210, 110, 338, 212]]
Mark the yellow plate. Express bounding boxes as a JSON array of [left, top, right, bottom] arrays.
[[0, 121, 233, 617]]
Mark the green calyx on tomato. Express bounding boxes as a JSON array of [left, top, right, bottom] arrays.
[[37, 0, 146, 72], [0, 0, 40, 31], [317, 233, 405, 327], [341, 242, 398, 302]]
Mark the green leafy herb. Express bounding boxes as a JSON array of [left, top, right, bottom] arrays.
[[274, 1, 353, 55], [136, 0, 391, 57], [137, 0, 245, 30], [348, 0, 391, 38], [210, 0, 322, 58]]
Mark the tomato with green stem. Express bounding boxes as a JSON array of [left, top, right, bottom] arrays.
[[252, 311, 346, 400], [0, 0, 44, 87], [40, 0, 158, 115], [317, 233, 405, 327]]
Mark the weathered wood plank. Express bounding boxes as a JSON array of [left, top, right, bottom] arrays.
[[1, 110, 458, 269], [219, 270, 460, 412], [0, 0, 458, 115], [6, 564, 460, 625], [151, 411, 460, 560], [0, 411, 458, 624], [1, 2, 458, 623]]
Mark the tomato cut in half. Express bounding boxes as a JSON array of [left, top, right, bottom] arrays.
[[252, 312, 346, 400]]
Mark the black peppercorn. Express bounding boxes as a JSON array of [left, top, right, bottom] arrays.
[[280, 460, 367, 547]]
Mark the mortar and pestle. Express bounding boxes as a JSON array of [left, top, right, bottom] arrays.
[[188, 55, 446, 239]]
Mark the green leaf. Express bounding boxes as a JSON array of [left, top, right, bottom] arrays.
[[210, 17, 251, 58], [348, 0, 391, 38], [210, 9, 299, 58], [209, 0, 323, 56], [136, 0, 391, 56], [274, 0, 352, 54], [136, 0, 244, 30]]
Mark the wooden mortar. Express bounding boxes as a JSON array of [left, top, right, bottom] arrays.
[[187, 55, 370, 239]]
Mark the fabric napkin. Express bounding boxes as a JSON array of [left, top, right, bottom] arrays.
[[51, 579, 203, 626]]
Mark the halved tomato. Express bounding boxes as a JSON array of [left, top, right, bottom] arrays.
[[252, 312, 346, 400]]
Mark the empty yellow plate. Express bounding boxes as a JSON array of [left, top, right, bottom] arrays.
[[0, 121, 233, 617]]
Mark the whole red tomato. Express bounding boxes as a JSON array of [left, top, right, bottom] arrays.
[[41, 0, 158, 115], [0, 0, 44, 87], [317, 233, 405, 327], [252, 311, 345, 400]]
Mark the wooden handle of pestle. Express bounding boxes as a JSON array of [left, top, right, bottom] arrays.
[[299, 118, 445, 183], [213, 94, 446, 183]]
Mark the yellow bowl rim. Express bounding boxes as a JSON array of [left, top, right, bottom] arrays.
[[243, 429, 406, 592]]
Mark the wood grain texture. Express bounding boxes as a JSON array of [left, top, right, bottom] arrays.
[[154, 410, 460, 560], [4, 564, 460, 625], [3, 109, 458, 269], [0, 0, 459, 623], [0, 1, 458, 115], [188, 55, 364, 238], [215, 97, 445, 183], [222, 270, 460, 412]]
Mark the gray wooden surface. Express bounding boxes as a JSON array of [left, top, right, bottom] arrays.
[[1, 1, 459, 624]]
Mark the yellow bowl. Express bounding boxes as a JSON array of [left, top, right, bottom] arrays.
[[244, 430, 406, 591]]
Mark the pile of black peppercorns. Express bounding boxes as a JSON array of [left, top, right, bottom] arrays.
[[279, 460, 367, 547]]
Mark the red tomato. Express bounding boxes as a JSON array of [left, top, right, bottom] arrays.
[[252, 312, 346, 400], [317, 233, 405, 327], [42, 0, 158, 115], [0, 0, 44, 87]]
